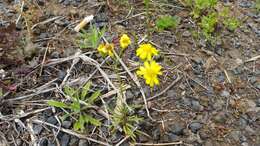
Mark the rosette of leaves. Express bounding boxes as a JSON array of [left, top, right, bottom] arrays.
[[48, 82, 101, 132]]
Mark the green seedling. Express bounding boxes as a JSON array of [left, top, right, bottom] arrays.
[[77, 24, 106, 49], [223, 17, 240, 31], [155, 15, 180, 30], [48, 82, 101, 132], [188, 0, 217, 18], [255, 0, 260, 12], [200, 13, 218, 39]]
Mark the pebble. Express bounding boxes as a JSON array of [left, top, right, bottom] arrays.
[[241, 142, 249, 146], [62, 120, 72, 129], [60, 134, 70, 146], [182, 31, 191, 37], [191, 100, 204, 111], [46, 116, 58, 125], [33, 124, 43, 135], [189, 122, 203, 133], [239, 1, 253, 8], [220, 90, 230, 97], [213, 111, 227, 124], [16, 138, 22, 146], [152, 128, 160, 141], [69, 137, 78, 146], [168, 133, 179, 141], [169, 123, 185, 135], [78, 139, 88, 146]]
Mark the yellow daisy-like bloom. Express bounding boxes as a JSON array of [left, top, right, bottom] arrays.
[[136, 43, 159, 60], [97, 43, 114, 57], [120, 34, 131, 49], [137, 60, 162, 87]]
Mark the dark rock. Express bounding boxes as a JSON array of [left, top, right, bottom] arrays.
[[78, 139, 88, 146], [39, 138, 48, 146], [239, 135, 247, 142], [69, 137, 78, 146], [213, 112, 227, 124], [36, 0, 45, 6], [62, 120, 72, 129], [239, 1, 253, 8], [169, 123, 185, 135], [138, 135, 149, 143], [191, 100, 204, 111], [182, 31, 191, 37], [46, 116, 58, 125], [60, 134, 70, 146], [58, 70, 66, 81], [152, 128, 160, 141], [220, 90, 230, 97], [189, 122, 203, 133], [50, 51, 60, 59], [168, 133, 179, 141], [33, 124, 43, 135]]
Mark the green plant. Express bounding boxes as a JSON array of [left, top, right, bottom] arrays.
[[187, 0, 217, 18], [111, 101, 142, 140], [77, 24, 106, 49], [255, 0, 260, 12], [155, 15, 180, 30], [223, 17, 240, 31], [47, 82, 101, 132], [200, 13, 218, 39]]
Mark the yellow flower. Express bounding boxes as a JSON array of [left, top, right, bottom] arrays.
[[137, 60, 162, 87], [136, 43, 158, 60], [120, 34, 131, 49], [97, 43, 114, 57]]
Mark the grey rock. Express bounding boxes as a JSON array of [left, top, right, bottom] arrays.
[[69, 137, 78, 146], [241, 142, 249, 146], [16, 138, 22, 146], [189, 122, 203, 133], [152, 128, 160, 141], [62, 121, 72, 129], [78, 139, 88, 146], [238, 117, 248, 128], [138, 135, 149, 143], [169, 123, 185, 135], [220, 90, 230, 97], [46, 116, 58, 125], [239, 135, 247, 142], [213, 112, 227, 124], [191, 100, 204, 111], [239, 1, 253, 8], [50, 51, 60, 59], [167, 90, 177, 98], [182, 31, 191, 37], [33, 124, 43, 135], [168, 133, 179, 141], [230, 130, 241, 141], [39, 138, 48, 146], [126, 90, 134, 99], [61, 134, 70, 146]]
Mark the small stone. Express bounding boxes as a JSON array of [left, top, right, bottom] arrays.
[[189, 122, 203, 133], [256, 98, 260, 107], [69, 137, 78, 146], [168, 133, 179, 141], [16, 139, 23, 146], [46, 116, 58, 125], [39, 138, 48, 146], [152, 128, 160, 141], [191, 100, 204, 111], [182, 31, 191, 37], [167, 90, 177, 98], [241, 142, 249, 146], [220, 90, 230, 97], [239, 135, 247, 142], [213, 112, 227, 124], [33, 124, 43, 135], [58, 70, 66, 81], [62, 121, 72, 129], [60, 134, 70, 146], [138, 135, 149, 143], [126, 90, 135, 99], [50, 51, 60, 59], [78, 139, 88, 146], [169, 123, 185, 135], [239, 1, 253, 8]]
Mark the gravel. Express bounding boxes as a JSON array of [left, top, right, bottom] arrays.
[[189, 122, 203, 133]]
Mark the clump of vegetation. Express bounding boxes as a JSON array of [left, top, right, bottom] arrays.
[[256, 0, 260, 12], [48, 82, 101, 132], [185, 0, 217, 18], [77, 24, 106, 49], [155, 15, 180, 30], [200, 13, 218, 39]]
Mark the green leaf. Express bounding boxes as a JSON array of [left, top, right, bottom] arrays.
[[83, 114, 101, 127], [47, 100, 68, 109], [64, 86, 76, 97], [88, 90, 101, 104], [81, 82, 91, 100], [155, 15, 180, 30], [69, 101, 81, 113]]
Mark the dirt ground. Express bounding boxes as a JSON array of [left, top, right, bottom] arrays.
[[0, 0, 259, 146]]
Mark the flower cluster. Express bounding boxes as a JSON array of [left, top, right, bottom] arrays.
[[97, 33, 162, 87]]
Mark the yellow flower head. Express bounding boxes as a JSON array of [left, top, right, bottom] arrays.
[[97, 43, 114, 57], [136, 43, 158, 60], [137, 60, 162, 87], [120, 34, 131, 49]]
